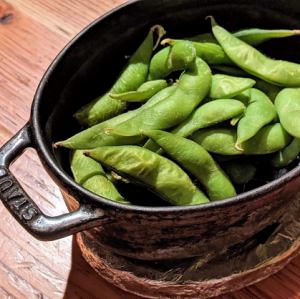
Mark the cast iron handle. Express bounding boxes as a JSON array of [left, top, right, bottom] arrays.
[[0, 123, 105, 240]]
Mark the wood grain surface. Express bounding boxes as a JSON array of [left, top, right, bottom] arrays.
[[0, 0, 300, 298]]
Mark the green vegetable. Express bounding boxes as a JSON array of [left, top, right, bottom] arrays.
[[109, 80, 168, 102], [85, 146, 209, 205], [275, 88, 300, 138], [236, 88, 277, 150], [71, 150, 128, 203], [55, 86, 177, 149], [192, 124, 292, 155], [143, 130, 236, 201], [210, 17, 300, 87], [74, 25, 165, 126], [210, 74, 256, 99], [271, 138, 300, 168]]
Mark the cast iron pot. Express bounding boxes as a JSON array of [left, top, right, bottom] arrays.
[[1, 0, 300, 261]]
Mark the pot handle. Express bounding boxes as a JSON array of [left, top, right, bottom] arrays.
[[0, 123, 106, 241]]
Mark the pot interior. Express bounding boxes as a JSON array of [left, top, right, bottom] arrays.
[[34, 0, 300, 205]]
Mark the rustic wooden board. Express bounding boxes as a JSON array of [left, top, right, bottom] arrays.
[[0, 0, 300, 298]]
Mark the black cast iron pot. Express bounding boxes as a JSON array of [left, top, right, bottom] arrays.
[[1, 0, 300, 261]]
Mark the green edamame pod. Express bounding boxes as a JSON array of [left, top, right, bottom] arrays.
[[143, 130, 236, 201], [74, 25, 165, 127], [271, 138, 300, 168], [233, 28, 300, 46], [55, 86, 177, 149], [172, 99, 245, 137], [210, 18, 300, 87], [148, 40, 197, 80], [168, 39, 232, 65], [255, 79, 282, 102], [223, 160, 256, 184], [109, 80, 168, 103], [148, 47, 171, 80], [210, 74, 256, 99], [190, 41, 231, 65], [148, 40, 230, 80], [190, 28, 300, 46], [71, 150, 128, 203], [108, 57, 212, 135], [275, 88, 300, 138], [144, 99, 245, 152], [165, 39, 197, 70], [192, 124, 291, 155], [85, 146, 209, 205], [236, 88, 277, 149]]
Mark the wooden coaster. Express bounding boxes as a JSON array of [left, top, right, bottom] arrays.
[[76, 202, 300, 299]]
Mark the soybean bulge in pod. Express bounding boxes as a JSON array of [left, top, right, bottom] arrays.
[[209, 74, 255, 99], [143, 130, 236, 201], [71, 150, 128, 204], [148, 40, 197, 80], [210, 17, 300, 87], [85, 146, 209, 205], [74, 25, 165, 127], [275, 88, 300, 138], [192, 124, 291, 155], [236, 88, 277, 150], [55, 86, 177, 149]]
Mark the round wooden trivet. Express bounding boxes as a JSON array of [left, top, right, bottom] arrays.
[[76, 205, 300, 299]]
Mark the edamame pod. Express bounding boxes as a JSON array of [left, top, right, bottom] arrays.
[[85, 146, 209, 205], [143, 130, 236, 201], [236, 88, 277, 149], [190, 28, 300, 46], [210, 18, 300, 87], [173, 99, 246, 136], [144, 99, 245, 152], [109, 80, 168, 102], [74, 25, 165, 126], [210, 74, 256, 99], [55, 86, 177, 149], [234, 28, 300, 46], [148, 40, 197, 80], [192, 124, 291, 155], [71, 150, 128, 203], [275, 88, 300, 138], [148, 40, 230, 80], [108, 57, 212, 135], [271, 138, 300, 168]]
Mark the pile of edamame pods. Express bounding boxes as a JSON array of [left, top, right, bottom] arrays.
[[55, 17, 300, 206]]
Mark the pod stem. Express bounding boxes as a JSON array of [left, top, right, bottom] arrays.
[[151, 25, 167, 50], [235, 142, 244, 152], [161, 38, 175, 46], [205, 15, 217, 27], [53, 141, 61, 148]]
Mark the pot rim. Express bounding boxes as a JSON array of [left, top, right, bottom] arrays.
[[31, 0, 300, 214]]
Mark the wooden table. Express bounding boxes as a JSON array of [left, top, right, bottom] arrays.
[[0, 0, 300, 298]]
